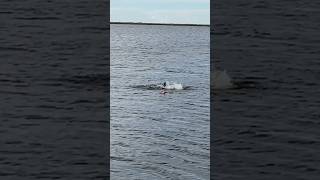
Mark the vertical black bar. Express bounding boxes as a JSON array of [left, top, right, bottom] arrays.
[[106, 0, 110, 178], [210, 0, 214, 179], [212, 0, 320, 179], [0, 0, 109, 179]]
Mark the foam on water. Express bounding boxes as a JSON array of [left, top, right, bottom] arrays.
[[132, 82, 186, 90], [159, 82, 184, 90]]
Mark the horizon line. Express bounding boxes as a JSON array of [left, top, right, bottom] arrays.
[[110, 21, 210, 27]]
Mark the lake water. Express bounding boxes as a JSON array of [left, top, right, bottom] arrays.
[[111, 24, 210, 180]]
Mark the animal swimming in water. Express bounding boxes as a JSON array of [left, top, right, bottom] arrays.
[[162, 82, 166, 88], [160, 82, 168, 94]]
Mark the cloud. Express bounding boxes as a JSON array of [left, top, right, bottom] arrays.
[[146, 9, 209, 24]]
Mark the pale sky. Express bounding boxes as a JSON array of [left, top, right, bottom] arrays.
[[111, 0, 210, 24]]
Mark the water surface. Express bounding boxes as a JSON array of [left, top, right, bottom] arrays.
[[111, 24, 210, 180]]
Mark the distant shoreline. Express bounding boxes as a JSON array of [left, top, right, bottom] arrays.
[[110, 22, 210, 27]]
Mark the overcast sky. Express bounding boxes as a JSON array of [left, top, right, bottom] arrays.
[[111, 0, 210, 24]]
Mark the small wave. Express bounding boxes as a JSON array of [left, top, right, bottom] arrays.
[[53, 73, 107, 86], [131, 82, 190, 90], [131, 84, 161, 90], [233, 80, 259, 89], [162, 82, 183, 90]]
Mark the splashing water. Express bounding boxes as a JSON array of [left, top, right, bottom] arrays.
[[131, 82, 186, 90], [159, 82, 184, 90]]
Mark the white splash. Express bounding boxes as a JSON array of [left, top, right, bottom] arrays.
[[166, 82, 183, 90], [159, 82, 184, 90], [212, 70, 234, 89]]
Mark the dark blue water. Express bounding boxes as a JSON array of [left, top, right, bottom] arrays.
[[111, 24, 210, 180]]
